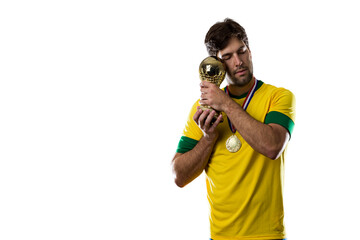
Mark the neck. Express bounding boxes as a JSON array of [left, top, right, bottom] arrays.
[[228, 77, 255, 96]]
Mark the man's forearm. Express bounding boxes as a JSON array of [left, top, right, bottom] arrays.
[[172, 135, 217, 188], [224, 100, 287, 159]]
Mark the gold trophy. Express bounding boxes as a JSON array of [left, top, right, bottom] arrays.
[[199, 56, 226, 123]]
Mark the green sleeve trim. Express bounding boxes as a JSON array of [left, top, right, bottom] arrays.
[[264, 111, 295, 136], [176, 136, 199, 153]]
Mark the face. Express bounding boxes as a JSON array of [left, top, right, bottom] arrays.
[[217, 37, 253, 87]]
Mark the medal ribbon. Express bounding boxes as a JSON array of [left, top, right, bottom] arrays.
[[225, 78, 258, 133]]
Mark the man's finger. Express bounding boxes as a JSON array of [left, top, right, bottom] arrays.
[[204, 110, 216, 130], [210, 114, 223, 130], [201, 81, 212, 88], [198, 109, 210, 128], [199, 99, 208, 106], [193, 108, 202, 122]]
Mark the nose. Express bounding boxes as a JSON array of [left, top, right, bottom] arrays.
[[233, 54, 242, 67]]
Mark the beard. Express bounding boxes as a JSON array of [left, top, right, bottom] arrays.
[[226, 67, 253, 87]]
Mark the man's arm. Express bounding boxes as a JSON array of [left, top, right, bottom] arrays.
[[224, 100, 289, 160], [172, 108, 222, 188], [199, 81, 289, 160]]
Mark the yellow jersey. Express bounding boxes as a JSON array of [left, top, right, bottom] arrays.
[[176, 80, 296, 240]]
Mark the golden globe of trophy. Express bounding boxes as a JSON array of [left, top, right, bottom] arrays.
[[199, 56, 226, 123]]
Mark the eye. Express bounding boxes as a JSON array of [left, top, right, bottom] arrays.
[[237, 47, 247, 55], [222, 55, 231, 61]]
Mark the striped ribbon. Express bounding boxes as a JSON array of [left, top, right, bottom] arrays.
[[225, 78, 258, 133]]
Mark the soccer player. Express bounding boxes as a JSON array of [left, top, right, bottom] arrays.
[[172, 18, 296, 240]]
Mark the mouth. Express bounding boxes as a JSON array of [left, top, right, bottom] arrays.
[[234, 68, 247, 76]]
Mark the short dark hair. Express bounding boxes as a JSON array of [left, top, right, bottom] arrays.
[[205, 18, 249, 56]]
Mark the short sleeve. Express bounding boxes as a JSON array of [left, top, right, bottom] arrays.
[[264, 88, 296, 136], [176, 100, 203, 153]]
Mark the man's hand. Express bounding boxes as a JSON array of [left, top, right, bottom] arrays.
[[172, 107, 223, 188], [199, 81, 230, 112], [193, 106, 223, 141]]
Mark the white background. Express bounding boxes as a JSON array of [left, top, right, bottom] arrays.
[[1, 0, 359, 239]]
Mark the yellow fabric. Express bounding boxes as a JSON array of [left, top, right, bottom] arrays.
[[181, 81, 296, 240]]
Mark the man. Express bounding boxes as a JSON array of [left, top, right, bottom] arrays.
[[172, 18, 295, 240]]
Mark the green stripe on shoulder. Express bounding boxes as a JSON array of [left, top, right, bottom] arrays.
[[264, 111, 295, 136], [176, 136, 199, 153]]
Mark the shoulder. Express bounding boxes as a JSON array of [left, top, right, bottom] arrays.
[[258, 81, 295, 105], [260, 81, 294, 96], [260, 81, 296, 135]]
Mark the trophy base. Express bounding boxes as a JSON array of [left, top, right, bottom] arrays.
[[199, 105, 224, 124]]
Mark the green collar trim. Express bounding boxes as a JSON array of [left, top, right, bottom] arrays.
[[223, 80, 264, 99]]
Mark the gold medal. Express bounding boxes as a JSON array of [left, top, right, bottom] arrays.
[[226, 135, 241, 153]]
